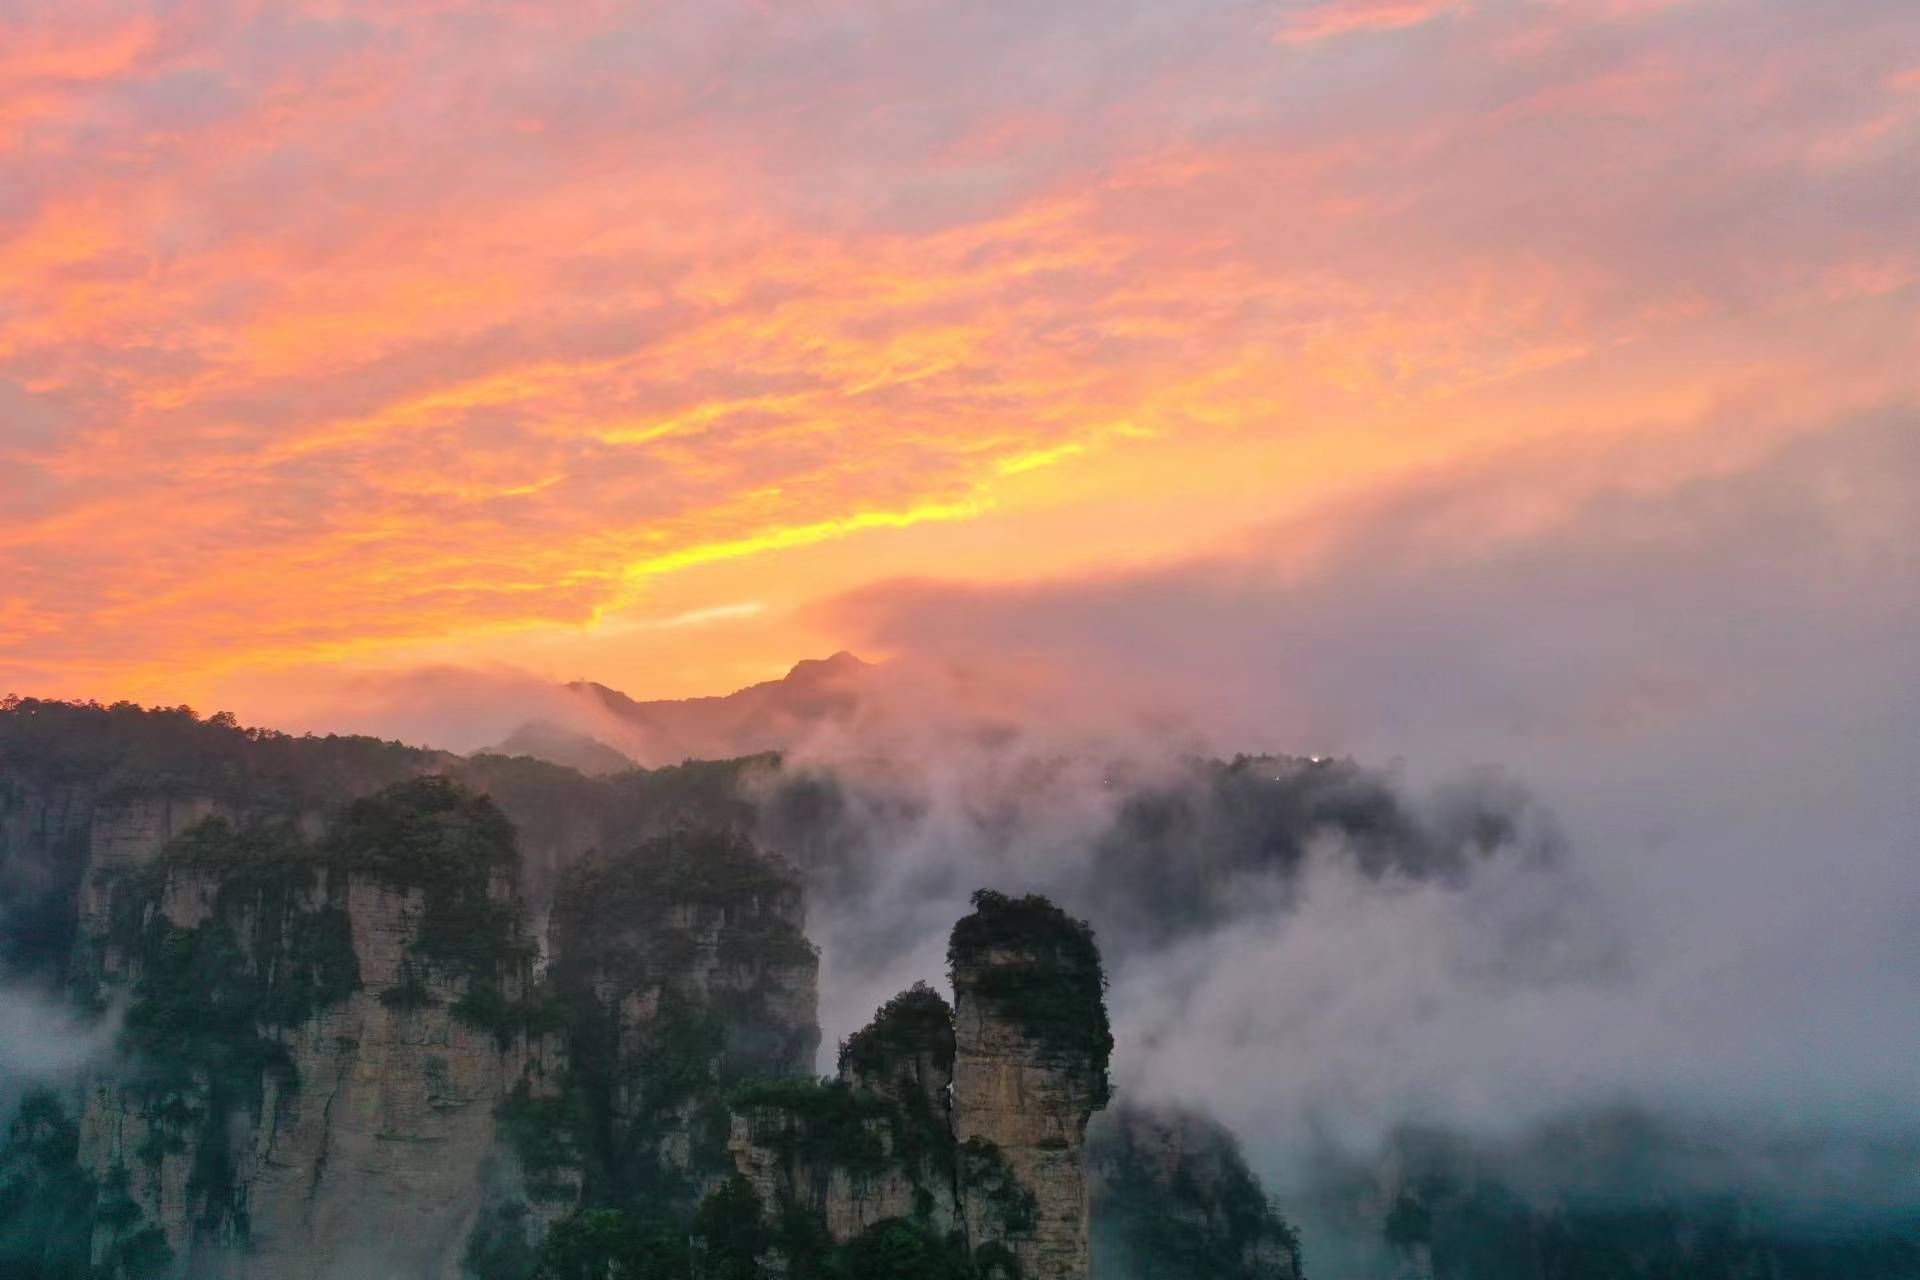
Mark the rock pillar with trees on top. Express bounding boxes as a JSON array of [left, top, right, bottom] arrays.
[[949, 890, 1113, 1280]]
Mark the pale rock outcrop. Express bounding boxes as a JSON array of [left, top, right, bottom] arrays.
[[70, 775, 565, 1280], [949, 894, 1113, 1280], [79, 796, 229, 962], [952, 966, 1102, 1279], [725, 981, 961, 1263], [80, 868, 558, 1280], [723, 896, 1113, 1279]]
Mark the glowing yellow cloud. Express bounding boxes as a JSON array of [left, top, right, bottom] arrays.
[[0, 0, 1912, 712], [623, 500, 992, 582]]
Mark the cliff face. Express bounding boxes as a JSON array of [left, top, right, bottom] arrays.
[[0, 696, 752, 955], [949, 892, 1113, 1280], [727, 983, 962, 1248], [2, 774, 317, 999], [81, 877, 556, 1280], [1, 702, 1315, 1280], [838, 982, 955, 1116], [727, 1082, 961, 1245], [0, 708, 827, 1280], [713, 897, 1118, 1280], [545, 829, 820, 1211], [73, 779, 559, 1280]]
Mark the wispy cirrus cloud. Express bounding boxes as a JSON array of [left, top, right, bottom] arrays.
[[1274, 0, 1469, 45]]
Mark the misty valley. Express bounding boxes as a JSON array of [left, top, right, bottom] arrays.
[[7, 0, 1918, 1271], [1, 689, 1914, 1280]]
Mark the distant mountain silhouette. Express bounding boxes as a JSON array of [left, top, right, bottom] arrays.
[[487, 719, 640, 774], [484, 651, 874, 770]]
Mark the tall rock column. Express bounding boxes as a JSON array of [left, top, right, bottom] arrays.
[[950, 890, 1113, 1280]]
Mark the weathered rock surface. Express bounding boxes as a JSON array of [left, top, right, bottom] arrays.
[[949, 893, 1112, 1280], [723, 894, 1116, 1279], [547, 829, 820, 1207], [720, 898, 1120, 1280], [77, 796, 236, 978], [81, 872, 557, 1280], [55, 777, 561, 1280], [728, 1098, 959, 1243], [738, 985, 962, 1250], [951, 979, 1099, 1277]]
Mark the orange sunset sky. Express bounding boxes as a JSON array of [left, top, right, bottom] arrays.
[[2, 0, 1916, 728]]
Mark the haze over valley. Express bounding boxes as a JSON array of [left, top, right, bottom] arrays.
[[4, 0, 1918, 1275]]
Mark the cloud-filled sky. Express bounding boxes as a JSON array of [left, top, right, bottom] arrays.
[[2, 0, 1916, 713], [783, 408, 1920, 1214], [5, 8, 1918, 1248]]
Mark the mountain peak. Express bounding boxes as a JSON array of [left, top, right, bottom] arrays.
[[508, 654, 876, 769], [785, 650, 869, 682]]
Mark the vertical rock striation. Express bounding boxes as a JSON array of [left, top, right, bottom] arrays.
[[949, 891, 1113, 1280], [10, 703, 1304, 1280], [74, 778, 561, 1280], [718, 897, 1117, 1280]]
